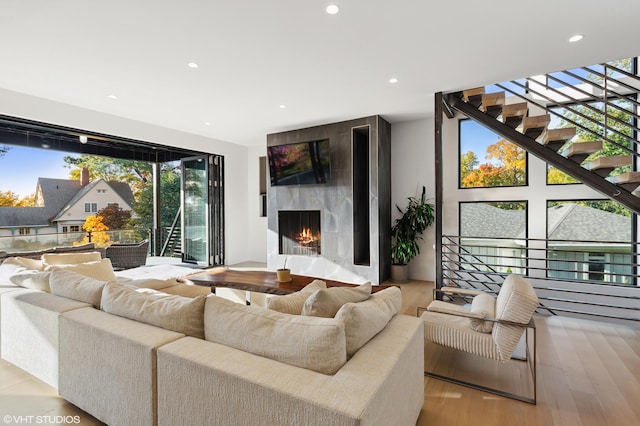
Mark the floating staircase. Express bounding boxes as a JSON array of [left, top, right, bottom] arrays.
[[446, 66, 640, 214]]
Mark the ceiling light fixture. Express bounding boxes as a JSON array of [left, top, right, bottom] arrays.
[[326, 4, 340, 15], [568, 34, 584, 43], [107, 94, 117, 99], [79, 135, 88, 144], [389, 77, 399, 84], [188, 62, 199, 69], [279, 105, 287, 109], [205, 122, 211, 126]]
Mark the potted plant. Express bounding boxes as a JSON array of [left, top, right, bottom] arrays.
[[391, 186, 434, 283]]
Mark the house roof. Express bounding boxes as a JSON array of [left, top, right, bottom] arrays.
[[0, 177, 134, 227], [461, 202, 630, 243]]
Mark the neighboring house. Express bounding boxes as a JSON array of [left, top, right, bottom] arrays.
[[459, 203, 632, 284], [0, 168, 134, 238]]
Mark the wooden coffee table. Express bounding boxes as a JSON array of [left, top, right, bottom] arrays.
[[187, 268, 390, 295]]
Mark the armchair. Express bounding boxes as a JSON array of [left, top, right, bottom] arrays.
[[105, 240, 149, 270], [420, 274, 539, 403]]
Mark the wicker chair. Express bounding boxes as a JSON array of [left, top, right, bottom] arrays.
[[105, 240, 149, 270]]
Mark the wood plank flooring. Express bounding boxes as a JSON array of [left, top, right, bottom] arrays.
[[0, 279, 638, 425]]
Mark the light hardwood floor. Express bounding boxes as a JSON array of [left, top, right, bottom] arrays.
[[0, 279, 638, 425]]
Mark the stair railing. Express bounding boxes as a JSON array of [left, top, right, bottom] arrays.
[[160, 209, 181, 257]]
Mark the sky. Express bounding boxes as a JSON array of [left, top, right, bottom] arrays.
[[0, 146, 70, 197]]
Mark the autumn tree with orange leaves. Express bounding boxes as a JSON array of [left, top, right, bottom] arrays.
[[461, 139, 526, 187]]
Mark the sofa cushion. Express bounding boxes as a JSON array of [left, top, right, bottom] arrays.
[[101, 282, 206, 338], [205, 295, 346, 375], [335, 286, 402, 357], [117, 277, 182, 290], [301, 282, 371, 318], [41, 251, 102, 267], [45, 258, 117, 282], [1, 257, 50, 291], [1, 256, 44, 271], [265, 279, 327, 314], [469, 293, 496, 333], [49, 269, 107, 308]]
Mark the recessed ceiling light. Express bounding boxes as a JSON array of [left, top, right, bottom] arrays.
[[279, 105, 287, 109], [326, 4, 340, 15], [204, 122, 211, 126], [568, 34, 584, 43], [107, 94, 117, 99], [188, 62, 199, 69], [389, 77, 399, 84]]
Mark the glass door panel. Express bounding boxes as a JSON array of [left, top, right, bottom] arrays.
[[182, 156, 209, 264]]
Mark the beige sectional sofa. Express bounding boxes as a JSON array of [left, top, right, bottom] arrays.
[[0, 251, 424, 426]]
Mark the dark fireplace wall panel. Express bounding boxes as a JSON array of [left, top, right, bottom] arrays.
[[266, 115, 391, 284]]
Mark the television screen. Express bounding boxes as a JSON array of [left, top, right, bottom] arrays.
[[267, 139, 331, 186]]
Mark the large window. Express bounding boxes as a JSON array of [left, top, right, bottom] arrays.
[[459, 120, 527, 188], [547, 200, 633, 285], [459, 201, 527, 275]]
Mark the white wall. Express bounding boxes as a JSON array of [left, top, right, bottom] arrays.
[[0, 88, 251, 265], [391, 117, 436, 282]]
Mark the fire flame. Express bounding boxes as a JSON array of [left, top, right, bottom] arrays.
[[297, 228, 319, 246]]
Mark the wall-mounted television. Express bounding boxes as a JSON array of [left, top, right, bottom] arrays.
[[267, 139, 331, 186]]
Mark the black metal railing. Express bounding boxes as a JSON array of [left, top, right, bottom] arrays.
[[441, 235, 640, 323]]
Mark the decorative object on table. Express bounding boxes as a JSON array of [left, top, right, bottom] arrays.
[[390, 186, 434, 283], [276, 257, 291, 282]]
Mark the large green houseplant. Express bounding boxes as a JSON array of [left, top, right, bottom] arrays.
[[391, 186, 434, 283]]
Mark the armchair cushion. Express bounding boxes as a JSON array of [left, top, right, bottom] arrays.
[[469, 293, 496, 333]]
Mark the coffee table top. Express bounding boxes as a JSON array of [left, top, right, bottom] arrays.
[[187, 268, 389, 295]]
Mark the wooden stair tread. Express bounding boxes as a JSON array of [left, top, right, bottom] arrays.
[[583, 155, 632, 170], [608, 171, 640, 184], [480, 92, 505, 108], [565, 141, 603, 156], [502, 102, 528, 128], [542, 127, 577, 145], [463, 87, 485, 102], [522, 114, 551, 140]]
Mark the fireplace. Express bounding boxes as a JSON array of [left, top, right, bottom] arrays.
[[278, 210, 321, 256]]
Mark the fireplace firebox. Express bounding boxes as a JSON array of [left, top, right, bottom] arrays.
[[278, 210, 321, 256]]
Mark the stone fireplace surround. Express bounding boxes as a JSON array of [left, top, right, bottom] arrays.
[[267, 116, 391, 284]]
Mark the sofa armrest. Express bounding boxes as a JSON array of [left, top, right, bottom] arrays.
[[157, 314, 424, 426]]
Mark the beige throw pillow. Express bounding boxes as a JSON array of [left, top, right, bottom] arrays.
[[49, 269, 107, 308], [2, 256, 44, 271], [45, 258, 117, 282], [205, 295, 346, 375], [9, 270, 52, 292], [301, 282, 371, 318], [42, 251, 102, 266], [335, 286, 402, 357], [101, 282, 206, 338], [265, 279, 327, 314], [469, 292, 496, 333]]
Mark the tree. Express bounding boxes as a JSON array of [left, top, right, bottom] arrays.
[[132, 163, 181, 230], [97, 203, 132, 230], [461, 139, 526, 187], [0, 190, 35, 207], [64, 155, 151, 195], [0, 146, 9, 157], [79, 215, 111, 247]]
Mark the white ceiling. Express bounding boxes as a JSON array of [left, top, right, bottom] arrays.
[[1, 0, 639, 146]]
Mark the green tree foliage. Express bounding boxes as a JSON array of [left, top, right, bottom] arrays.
[[131, 163, 181, 230], [0, 146, 10, 157], [64, 155, 151, 196]]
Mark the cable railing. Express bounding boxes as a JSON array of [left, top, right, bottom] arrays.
[[0, 229, 149, 254], [441, 235, 640, 323]]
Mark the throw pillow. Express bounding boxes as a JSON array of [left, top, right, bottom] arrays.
[[335, 286, 402, 357], [301, 282, 371, 318], [49, 269, 107, 308], [41, 251, 102, 267], [118, 277, 182, 290], [469, 292, 496, 333], [9, 270, 52, 292], [265, 279, 327, 314], [205, 295, 346, 375], [101, 282, 206, 338], [45, 258, 117, 282]]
